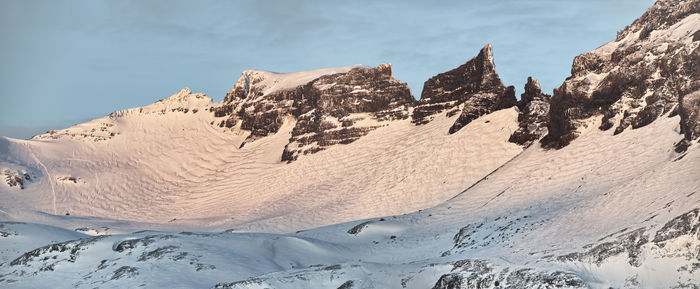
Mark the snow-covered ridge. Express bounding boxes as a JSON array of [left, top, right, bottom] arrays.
[[30, 88, 214, 142], [543, 2, 700, 149]]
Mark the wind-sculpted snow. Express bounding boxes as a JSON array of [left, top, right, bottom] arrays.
[[0, 92, 522, 232], [1, 1, 699, 288], [1, 111, 699, 288]]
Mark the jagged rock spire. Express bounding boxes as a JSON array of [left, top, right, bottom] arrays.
[[412, 44, 516, 134], [509, 77, 551, 146]]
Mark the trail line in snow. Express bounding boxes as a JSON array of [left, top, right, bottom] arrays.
[[449, 147, 527, 201], [27, 144, 57, 215]]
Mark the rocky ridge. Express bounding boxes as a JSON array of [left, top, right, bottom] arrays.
[[211, 45, 523, 162], [412, 44, 517, 134], [542, 0, 700, 150], [212, 64, 415, 162]]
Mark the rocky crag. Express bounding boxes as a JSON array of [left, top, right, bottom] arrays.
[[412, 44, 517, 134], [211, 44, 524, 162], [508, 77, 552, 146], [542, 0, 700, 151], [212, 64, 415, 162]]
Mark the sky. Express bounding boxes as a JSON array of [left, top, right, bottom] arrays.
[[0, 0, 655, 139]]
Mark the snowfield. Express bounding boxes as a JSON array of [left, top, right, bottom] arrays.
[[0, 87, 522, 234], [1, 103, 697, 288]]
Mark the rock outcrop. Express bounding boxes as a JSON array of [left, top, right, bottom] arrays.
[[211, 44, 524, 162], [542, 0, 700, 149], [508, 77, 551, 146], [412, 44, 517, 134], [212, 64, 414, 162], [2, 169, 31, 190]]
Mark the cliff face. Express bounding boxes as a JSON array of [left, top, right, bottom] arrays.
[[509, 77, 551, 146], [542, 0, 700, 149], [412, 44, 517, 134], [210, 44, 524, 162], [212, 64, 414, 162]]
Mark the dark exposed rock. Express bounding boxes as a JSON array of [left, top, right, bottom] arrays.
[[347, 220, 374, 235], [558, 209, 700, 270], [1, 169, 31, 190], [432, 273, 467, 289], [433, 259, 585, 289], [413, 44, 517, 134], [111, 266, 139, 280], [654, 208, 700, 245], [137, 245, 179, 262], [213, 64, 414, 162], [558, 228, 649, 267], [615, 0, 700, 42], [337, 280, 354, 289], [509, 77, 551, 146], [212, 278, 265, 289], [114, 235, 159, 252], [679, 90, 700, 141], [213, 44, 521, 161], [10, 236, 107, 267], [0, 223, 18, 238], [542, 0, 700, 149]]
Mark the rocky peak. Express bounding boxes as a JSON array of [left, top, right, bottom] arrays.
[[615, 0, 699, 42], [156, 88, 210, 104], [509, 77, 552, 146], [224, 70, 266, 102], [211, 64, 414, 162], [223, 65, 366, 103], [412, 44, 516, 134], [518, 78, 545, 110], [542, 0, 700, 150]]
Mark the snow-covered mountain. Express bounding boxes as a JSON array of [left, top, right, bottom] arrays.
[[1, 0, 699, 288], [0, 45, 524, 234]]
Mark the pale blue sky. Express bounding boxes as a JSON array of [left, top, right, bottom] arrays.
[[0, 0, 654, 139]]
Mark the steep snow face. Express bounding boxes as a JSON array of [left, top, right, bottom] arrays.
[[543, 0, 700, 149]]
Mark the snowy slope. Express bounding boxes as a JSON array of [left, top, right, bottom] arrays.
[[0, 85, 523, 234], [1, 114, 697, 289], [1, 1, 699, 287]]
